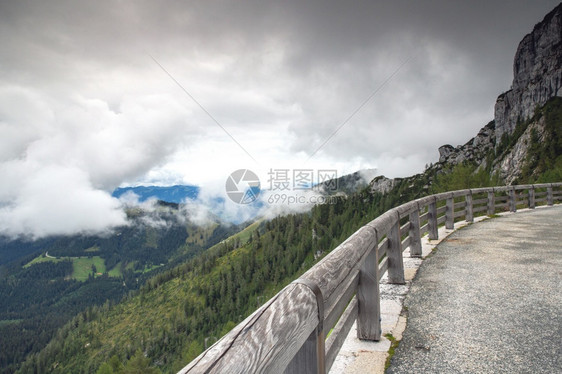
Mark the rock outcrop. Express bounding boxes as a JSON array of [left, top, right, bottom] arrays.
[[370, 4, 562, 191], [494, 3, 562, 142], [370, 175, 399, 194], [436, 122, 496, 167], [436, 4, 562, 181], [498, 115, 548, 183]]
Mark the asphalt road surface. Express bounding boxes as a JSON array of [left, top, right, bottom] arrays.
[[387, 206, 562, 374]]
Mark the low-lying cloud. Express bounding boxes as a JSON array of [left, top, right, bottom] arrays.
[[0, 0, 559, 239]]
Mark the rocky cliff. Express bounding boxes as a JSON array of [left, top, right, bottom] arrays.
[[372, 3, 562, 191], [432, 3, 561, 184], [494, 3, 562, 142]]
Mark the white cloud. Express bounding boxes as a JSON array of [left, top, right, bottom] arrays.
[[0, 164, 126, 239], [0, 0, 559, 238]]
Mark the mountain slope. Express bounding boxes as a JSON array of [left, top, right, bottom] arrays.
[[16, 184, 423, 373], [0, 205, 242, 374]]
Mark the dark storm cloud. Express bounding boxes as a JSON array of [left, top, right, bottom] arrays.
[[0, 0, 559, 237]]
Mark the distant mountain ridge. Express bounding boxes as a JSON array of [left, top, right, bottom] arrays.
[[112, 185, 200, 203]]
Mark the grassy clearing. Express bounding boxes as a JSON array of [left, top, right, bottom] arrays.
[[24, 254, 113, 281], [24, 246, 167, 282], [233, 220, 261, 245], [23, 254, 64, 268], [107, 262, 123, 277], [72, 257, 106, 281]]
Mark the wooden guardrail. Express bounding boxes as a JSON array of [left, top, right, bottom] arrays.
[[179, 183, 562, 374]]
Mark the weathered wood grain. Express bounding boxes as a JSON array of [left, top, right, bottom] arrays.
[[394, 201, 418, 218], [180, 283, 318, 374], [387, 214, 405, 284], [367, 209, 398, 237], [300, 226, 376, 328], [285, 328, 323, 374], [357, 245, 381, 340]]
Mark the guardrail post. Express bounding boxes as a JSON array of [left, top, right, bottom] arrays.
[[357, 230, 381, 341], [547, 185, 553, 206], [445, 196, 454, 229], [465, 191, 474, 222], [428, 200, 438, 240], [387, 214, 405, 284], [528, 187, 535, 209], [285, 330, 323, 374], [408, 209, 422, 257], [286, 280, 325, 374], [508, 188, 516, 212], [487, 190, 495, 215]]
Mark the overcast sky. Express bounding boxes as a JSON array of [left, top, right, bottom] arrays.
[[0, 0, 560, 238]]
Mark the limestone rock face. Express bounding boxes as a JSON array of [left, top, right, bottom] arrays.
[[369, 176, 398, 194], [494, 4, 562, 142], [498, 117, 547, 184], [438, 145, 456, 163], [372, 5, 561, 193], [435, 121, 496, 168], [436, 4, 561, 175]]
